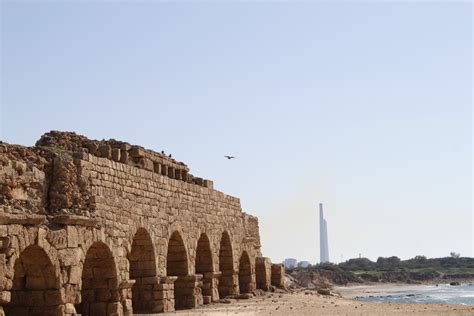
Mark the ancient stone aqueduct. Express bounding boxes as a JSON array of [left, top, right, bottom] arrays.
[[0, 131, 284, 316]]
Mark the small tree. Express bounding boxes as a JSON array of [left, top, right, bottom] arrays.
[[450, 252, 460, 258], [387, 256, 401, 268], [376, 257, 387, 269]]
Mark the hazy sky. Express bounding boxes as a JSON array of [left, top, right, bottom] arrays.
[[1, 1, 472, 263]]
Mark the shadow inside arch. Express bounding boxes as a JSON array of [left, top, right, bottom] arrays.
[[76, 242, 119, 316], [129, 228, 160, 313], [219, 231, 235, 298], [5, 245, 62, 316]]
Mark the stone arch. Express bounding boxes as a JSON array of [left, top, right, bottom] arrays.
[[128, 227, 158, 312], [166, 231, 190, 309], [195, 233, 213, 275], [195, 233, 214, 302], [165, 223, 191, 271], [5, 245, 62, 316], [166, 231, 188, 276], [76, 242, 120, 316], [77, 228, 122, 279], [218, 231, 235, 297], [238, 251, 252, 294]]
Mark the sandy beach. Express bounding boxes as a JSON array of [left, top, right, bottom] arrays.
[[145, 289, 474, 316]]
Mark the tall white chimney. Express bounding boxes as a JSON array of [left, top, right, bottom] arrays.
[[319, 203, 330, 263]]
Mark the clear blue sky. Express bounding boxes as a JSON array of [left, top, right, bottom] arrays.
[[1, 1, 472, 263]]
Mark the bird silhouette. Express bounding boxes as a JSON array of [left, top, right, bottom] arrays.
[[224, 156, 235, 160]]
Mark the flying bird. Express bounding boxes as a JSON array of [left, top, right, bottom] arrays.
[[224, 156, 236, 160]]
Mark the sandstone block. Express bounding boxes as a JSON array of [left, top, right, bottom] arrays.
[[111, 148, 121, 162], [120, 150, 129, 163], [140, 158, 154, 171], [87, 143, 99, 155], [123, 298, 133, 310], [194, 177, 203, 186], [129, 147, 145, 158], [0, 291, 11, 304], [52, 215, 98, 227], [98, 145, 112, 158], [58, 248, 81, 266], [73, 152, 89, 161], [69, 266, 81, 284], [0, 226, 7, 237], [64, 303, 76, 314], [153, 162, 162, 174], [203, 180, 213, 189], [67, 226, 78, 248], [120, 143, 131, 151]]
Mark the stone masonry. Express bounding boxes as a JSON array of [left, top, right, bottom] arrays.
[[0, 131, 283, 316]]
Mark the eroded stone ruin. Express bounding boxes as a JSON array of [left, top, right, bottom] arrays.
[[0, 131, 285, 316]]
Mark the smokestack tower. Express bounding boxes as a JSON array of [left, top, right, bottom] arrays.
[[319, 203, 330, 263]]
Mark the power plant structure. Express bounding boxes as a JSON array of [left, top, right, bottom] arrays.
[[319, 203, 330, 263]]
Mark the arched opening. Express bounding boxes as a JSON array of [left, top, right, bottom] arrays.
[[195, 233, 213, 301], [195, 234, 213, 275], [6, 245, 62, 316], [129, 228, 158, 313], [166, 231, 188, 309], [238, 251, 252, 294], [218, 231, 234, 297], [76, 242, 119, 316]]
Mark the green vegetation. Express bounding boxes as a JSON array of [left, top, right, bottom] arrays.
[[288, 255, 474, 285], [38, 145, 73, 156]]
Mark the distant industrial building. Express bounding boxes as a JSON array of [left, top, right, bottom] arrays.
[[283, 258, 297, 268], [297, 261, 311, 268]]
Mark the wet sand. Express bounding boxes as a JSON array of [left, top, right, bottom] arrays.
[[139, 290, 474, 315], [335, 283, 434, 298]]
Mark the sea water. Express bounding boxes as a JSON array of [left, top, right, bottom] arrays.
[[354, 283, 474, 306]]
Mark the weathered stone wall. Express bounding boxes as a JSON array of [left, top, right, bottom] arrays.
[[0, 144, 51, 216], [0, 132, 282, 316], [255, 257, 272, 291], [271, 264, 285, 288]]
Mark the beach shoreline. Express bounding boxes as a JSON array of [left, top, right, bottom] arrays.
[[335, 281, 473, 308], [152, 289, 474, 315], [335, 282, 433, 299], [335, 280, 474, 296]]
